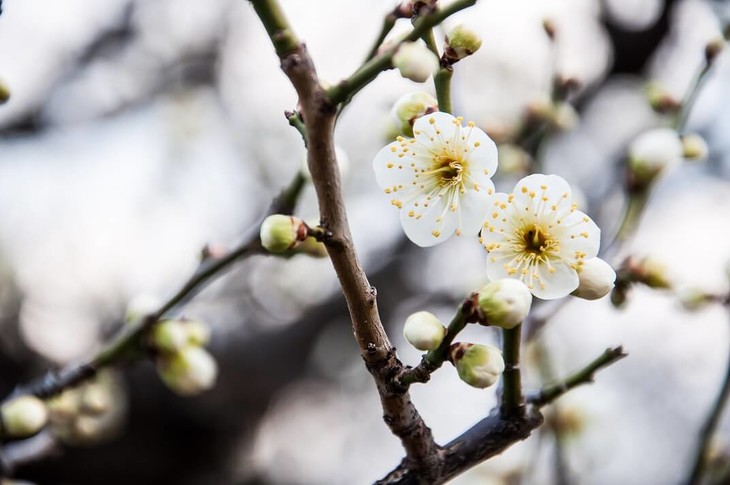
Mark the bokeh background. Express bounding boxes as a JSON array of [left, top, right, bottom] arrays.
[[0, 0, 729, 483]]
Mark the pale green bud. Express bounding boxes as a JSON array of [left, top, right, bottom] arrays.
[[403, 311, 446, 351], [157, 347, 218, 396], [184, 319, 211, 347], [150, 320, 189, 353], [80, 386, 112, 416], [681, 133, 708, 161], [260, 215, 307, 253], [390, 92, 438, 137], [636, 257, 672, 289], [450, 343, 505, 389], [645, 81, 680, 114], [477, 279, 532, 329], [392, 42, 440, 83], [444, 24, 483, 62], [573, 257, 616, 300], [1, 396, 48, 438], [628, 128, 683, 186], [676, 287, 713, 312]]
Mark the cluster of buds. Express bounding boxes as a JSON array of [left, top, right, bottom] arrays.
[[46, 371, 125, 445], [150, 319, 218, 396], [0, 395, 48, 439]]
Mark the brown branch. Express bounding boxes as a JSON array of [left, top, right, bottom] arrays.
[[378, 410, 544, 484], [249, 0, 443, 478]]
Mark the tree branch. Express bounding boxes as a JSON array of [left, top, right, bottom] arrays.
[[526, 346, 627, 408], [250, 0, 443, 478]]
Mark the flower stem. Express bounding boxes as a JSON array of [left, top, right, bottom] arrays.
[[248, 0, 299, 58], [435, 67, 453, 114], [326, 0, 477, 106], [398, 297, 476, 387], [501, 324, 525, 417], [613, 191, 648, 245], [674, 63, 712, 132]]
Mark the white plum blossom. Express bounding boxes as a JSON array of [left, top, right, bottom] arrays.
[[481, 174, 601, 299], [372, 112, 498, 247]]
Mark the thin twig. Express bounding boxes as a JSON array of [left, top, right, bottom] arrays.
[[685, 315, 730, 485], [501, 324, 525, 417], [527, 346, 627, 408]]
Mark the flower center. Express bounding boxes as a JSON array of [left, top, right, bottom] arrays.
[[521, 224, 556, 255], [433, 156, 464, 187]]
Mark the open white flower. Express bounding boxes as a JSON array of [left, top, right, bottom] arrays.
[[372, 112, 498, 247], [481, 174, 600, 299]]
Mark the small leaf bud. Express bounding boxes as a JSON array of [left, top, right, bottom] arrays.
[[449, 342, 505, 389], [157, 347, 218, 396], [627, 128, 683, 187], [476, 279, 532, 329], [392, 42, 440, 83], [676, 287, 713, 312], [705, 38, 725, 64], [0, 78, 9, 104], [444, 24, 483, 63], [260, 215, 308, 253], [403, 311, 446, 351], [572, 257, 616, 300], [635, 257, 672, 289], [1, 396, 49, 439], [681, 133, 708, 161], [390, 91, 438, 137], [542, 19, 557, 40]]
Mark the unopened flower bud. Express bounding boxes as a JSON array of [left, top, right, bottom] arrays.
[[627, 128, 683, 187], [681, 133, 708, 161], [392, 42, 440, 83], [184, 319, 211, 347], [390, 92, 438, 137], [444, 24, 483, 62], [80, 386, 111, 416], [626, 256, 672, 289], [150, 320, 189, 352], [476, 279, 532, 329], [157, 347, 218, 396], [1, 396, 48, 438], [645, 82, 680, 114], [573, 257, 616, 300], [550, 102, 579, 132], [676, 287, 713, 312], [260, 215, 308, 253], [449, 342, 505, 389], [403, 311, 446, 351]]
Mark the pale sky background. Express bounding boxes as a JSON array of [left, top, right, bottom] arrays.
[[0, 0, 729, 483]]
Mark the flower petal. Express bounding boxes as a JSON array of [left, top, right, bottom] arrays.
[[530, 259, 580, 299], [458, 181, 494, 236], [412, 112, 459, 152], [463, 128, 498, 188], [401, 193, 458, 247]]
